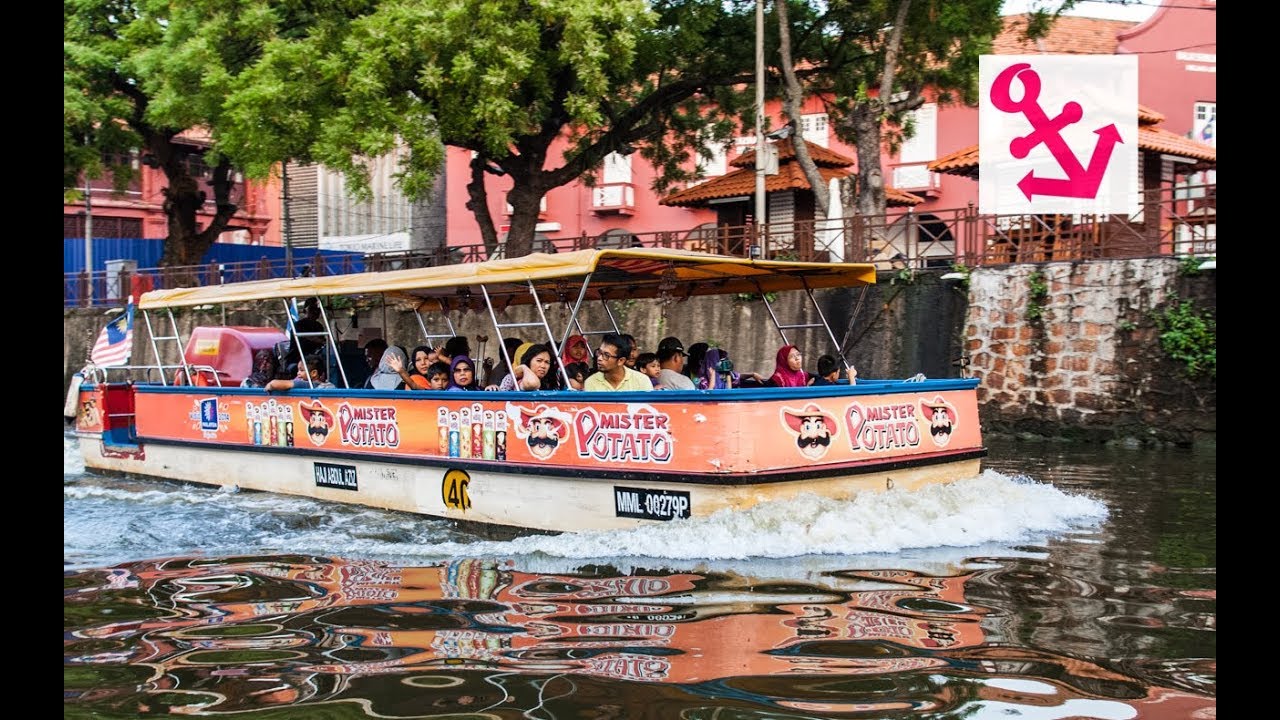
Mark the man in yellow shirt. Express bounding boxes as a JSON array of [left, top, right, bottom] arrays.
[[583, 333, 654, 392]]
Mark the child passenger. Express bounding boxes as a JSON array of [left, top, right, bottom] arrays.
[[425, 361, 450, 390], [812, 355, 841, 386], [635, 352, 662, 387]]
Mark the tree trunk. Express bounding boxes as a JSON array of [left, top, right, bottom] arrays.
[[503, 183, 546, 258], [156, 143, 239, 269], [850, 103, 887, 221], [776, 0, 828, 217], [464, 156, 501, 259]]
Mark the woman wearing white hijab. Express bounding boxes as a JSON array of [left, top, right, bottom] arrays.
[[368, 346, 409, 390]]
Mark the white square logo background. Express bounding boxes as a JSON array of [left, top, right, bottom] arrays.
[[979, 55, 1138, 215]]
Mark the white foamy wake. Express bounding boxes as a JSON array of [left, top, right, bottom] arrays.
[[379, 470, 1108, 562]]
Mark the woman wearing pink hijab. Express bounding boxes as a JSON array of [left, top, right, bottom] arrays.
[[769, 344, 811, 387]]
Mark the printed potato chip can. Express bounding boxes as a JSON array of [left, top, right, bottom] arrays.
[[448, 411, 460, 458], [285, 421, 294, 447], [277, 418, 289, 447], [458, 408, 472, 459], [471, 416, 483, 458], [247, 415, 255, 444], [494, 411, 507, 461], [482, 411, 496, 460], [437, 408, 449, 455], [253, 420, 262, 446]]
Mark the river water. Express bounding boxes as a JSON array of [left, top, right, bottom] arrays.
[[64, 429, 1215, 719]]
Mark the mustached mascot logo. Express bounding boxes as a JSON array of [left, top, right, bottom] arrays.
[[505, 403, 573, 460], [780, 403, 839, 460], [919, 396, 957, 447]]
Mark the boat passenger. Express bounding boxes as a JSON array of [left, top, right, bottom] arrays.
[[241, 349, 283, 388], [496, 343, 558, 391], [812, 354, 840, 386], [425, 362, 450, 390], [404, 345, 438, 389], [684, 343, 710, 383], [437, 336, 471, 368], [367, 346, 409, 390], [561, 334, 590, 368], [265, 354, 335, 392], [383, 346, 430, 389], [584, 333, 653, 392], [769, 344, 812, 387], [620, 333, 640, 368], [290, 298, 328, 361], [696, 348, 767, 390], [655, 337, 694, 390], [487, 337, 526, 388], [360, 339, 388, 389], [636, 352, 662, 387], [564, 361, 590, 391], [447, 355, 481, 391]]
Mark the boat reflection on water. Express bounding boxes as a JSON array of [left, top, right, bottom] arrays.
[[65, 555, 1214, 718]]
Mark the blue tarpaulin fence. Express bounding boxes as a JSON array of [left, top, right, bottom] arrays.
[[64, 238, 363, 274]]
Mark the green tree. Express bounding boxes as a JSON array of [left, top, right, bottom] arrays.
[[774, 0, 1073, 220], [223, 0, 759, 259]]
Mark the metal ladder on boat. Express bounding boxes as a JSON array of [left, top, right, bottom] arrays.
[[143, 309, 220, 386], [480, 281, 582, 389], [754, 277, 858, 379], [282, 297, 350, 389]]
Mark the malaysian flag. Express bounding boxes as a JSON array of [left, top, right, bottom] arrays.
[[90, 296, 135, 367]]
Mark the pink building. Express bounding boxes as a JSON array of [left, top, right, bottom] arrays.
[[64, 131, 283, 248], [441, 0, 1214, 252]]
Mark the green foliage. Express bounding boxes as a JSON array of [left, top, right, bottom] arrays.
[[890, 268, 916, 286], [221, 0, 758, 255], [735, 292, 778, 304], [1025, 270, 1049, 321], [1155, 295, 1216, 379], [1178, 254, 1214, 277], [947, 262, 971, 290], [1117, 319, 1136, 332]]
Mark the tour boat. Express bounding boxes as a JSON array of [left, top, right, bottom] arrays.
[[70, 248, 984, 532]]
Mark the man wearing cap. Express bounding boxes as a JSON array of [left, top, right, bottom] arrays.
[[656, 336, 695, 391]]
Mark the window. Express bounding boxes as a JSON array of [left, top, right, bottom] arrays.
[[894, 103, 937, 189], [801, 113, 828, 147], [1193, 102, 1215, 147]]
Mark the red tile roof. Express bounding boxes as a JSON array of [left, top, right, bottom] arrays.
[[732, 138, 857, 168], [660, 163, 923, 208], [994, 14, 1137, 55]]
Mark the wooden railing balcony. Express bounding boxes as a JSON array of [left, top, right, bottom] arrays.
[[65, 183, 1216, 307]]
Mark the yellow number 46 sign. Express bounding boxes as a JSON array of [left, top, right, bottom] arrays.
[[442, 469, 472, 511]]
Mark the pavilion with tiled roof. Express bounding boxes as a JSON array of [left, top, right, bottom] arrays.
[[661, 138, 922, 260], [662, 138, 923, 210]]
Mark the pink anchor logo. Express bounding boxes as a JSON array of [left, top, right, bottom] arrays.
[[990, 62, 1124, 201]]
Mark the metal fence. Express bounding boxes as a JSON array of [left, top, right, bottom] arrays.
[[64, 183, 1215, 307]]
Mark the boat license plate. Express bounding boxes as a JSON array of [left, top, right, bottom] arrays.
[[314, 462, 358, 491], [613, 486, 691, 521]]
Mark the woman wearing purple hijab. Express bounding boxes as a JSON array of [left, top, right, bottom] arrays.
[[446, 355, 480, 391]]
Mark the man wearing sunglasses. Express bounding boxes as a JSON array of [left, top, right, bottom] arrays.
[[583, 333, 654, 392]]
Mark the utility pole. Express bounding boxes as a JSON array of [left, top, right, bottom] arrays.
[[754, 0, 766, 230], [84, 174, 94, 304], [281, 163, 294, 276]]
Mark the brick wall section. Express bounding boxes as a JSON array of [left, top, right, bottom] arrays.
[[966, 259, 1215, 444]]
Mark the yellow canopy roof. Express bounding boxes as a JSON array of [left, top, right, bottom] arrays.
[[138, 247, 877, 310]]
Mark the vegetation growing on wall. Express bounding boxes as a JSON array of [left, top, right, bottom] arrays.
[[1156, 295, 1216, 379], [1025, 270, 1049, 321]]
